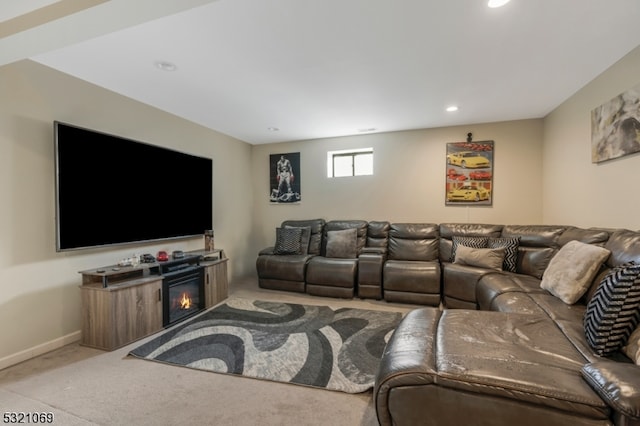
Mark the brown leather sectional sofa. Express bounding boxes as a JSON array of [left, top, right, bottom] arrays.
[[256, 220, 640, 426]]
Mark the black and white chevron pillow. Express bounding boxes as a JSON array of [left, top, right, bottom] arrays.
[[584, 262, 640, 356], [488, 237, 520, 273]]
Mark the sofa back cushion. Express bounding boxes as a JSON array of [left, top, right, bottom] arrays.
[[501, 225, 566, 278], [388, 223, 439, 261], [583, 229, 640, 302], [366, 221, 391, 253], [282, 218, 325, 255], [439, 223, 503, 263], [604, 229, 640, 268], [558, 227, 610, 247]]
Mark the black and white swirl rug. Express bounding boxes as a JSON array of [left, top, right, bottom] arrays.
[[129, 298, 403, 393]]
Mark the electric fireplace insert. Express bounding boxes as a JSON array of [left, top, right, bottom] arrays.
[[162, 265, 205, 327]]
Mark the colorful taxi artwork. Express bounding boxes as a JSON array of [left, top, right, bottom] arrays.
[[446, 151, 490, 168], [446, 185, 490, 202]]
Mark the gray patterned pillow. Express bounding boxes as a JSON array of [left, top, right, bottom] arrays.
[[285, 225, 312, 254], [488, 237, 520, 273], [450, 236, 488, 262], [273, 227, 302, 255], [584, 262, 640, 356]]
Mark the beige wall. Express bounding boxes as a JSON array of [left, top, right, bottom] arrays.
[[250, 119, 544, 254], [3, 43, 639, 368], [542, 45, 640, 230], [0, 60, 253, 364]]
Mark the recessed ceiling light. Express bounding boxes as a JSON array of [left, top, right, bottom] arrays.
[[488, 0, 511, 8], [154, 61, 177, 72], [267, 127, 279, 131], [446, 106, 459, 112], [358, 128, 377, 133]]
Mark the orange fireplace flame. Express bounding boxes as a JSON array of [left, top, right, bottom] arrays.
[[179, 292, 192, 310]]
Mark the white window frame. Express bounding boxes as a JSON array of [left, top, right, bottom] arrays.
[[327, 148, 373, 178]]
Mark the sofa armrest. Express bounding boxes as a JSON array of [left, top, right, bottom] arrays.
[[374, 308, 441, 426], [582, 361, 640, 420], [258, 247, 275, 255], [361, 246, 387, 255], [358, 251, 386, 299]]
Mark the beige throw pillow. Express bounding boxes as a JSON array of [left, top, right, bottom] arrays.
[[623, 325, 640, 365], [453, 245, 506, 271], [540, 240, 610, 304]]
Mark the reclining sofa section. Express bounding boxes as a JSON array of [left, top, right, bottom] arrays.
[[256, 220, 442, 305]]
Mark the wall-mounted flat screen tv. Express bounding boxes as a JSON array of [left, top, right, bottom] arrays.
[[54, 121, 213, 251]]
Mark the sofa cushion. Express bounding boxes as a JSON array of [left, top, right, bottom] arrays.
[[540, 240, 611, 304], [450, 236, 488, 262], [388, 223, 439, 261], [325, 228, 357, 258], [604, 229, 640, 268], [366, 221, 391, 253], [273, 227, 302, 255], [623, 325, 640, 365], [487, 237, 520, 272], [584, 262, 640, 356], [435, 310, 609, 419], [454, 245, 505, 271], [518, 247, 557, 279]]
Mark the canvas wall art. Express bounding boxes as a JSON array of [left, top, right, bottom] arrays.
[[591, 82, 640, 163], [269, 152, 301, 204], [445, 140, 494, 206]]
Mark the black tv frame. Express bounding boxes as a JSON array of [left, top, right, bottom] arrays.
[[54, 121, 213, 252]]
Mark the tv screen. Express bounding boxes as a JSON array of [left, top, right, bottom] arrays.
[[54, 121, 213, 251]]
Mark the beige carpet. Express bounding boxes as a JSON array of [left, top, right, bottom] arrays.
[[0, 277, 419, 426]]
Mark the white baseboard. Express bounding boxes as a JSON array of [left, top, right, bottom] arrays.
[[0, 330, 81, 371]]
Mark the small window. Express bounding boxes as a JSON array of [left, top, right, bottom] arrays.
[[327, 148, 373, 178]]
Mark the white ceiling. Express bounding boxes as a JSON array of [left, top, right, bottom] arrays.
[[7, 0, 640, 144]]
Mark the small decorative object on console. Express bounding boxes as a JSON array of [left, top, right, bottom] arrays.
[[172, 250, 185, 259], [205, 229, 215, 251], [140, 253, 156, 263]]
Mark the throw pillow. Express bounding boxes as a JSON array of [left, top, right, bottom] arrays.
[[584, 262, 640, 356], [325, 228, 358, 259], [487, 237, 520, 273], [450, 236, 489, 262], [540, 240, 611, 304], [273, 227, 302, 255], [453, 245, 506, 271], [285, 225, 312, 254], [623, 325, 640, 365]]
